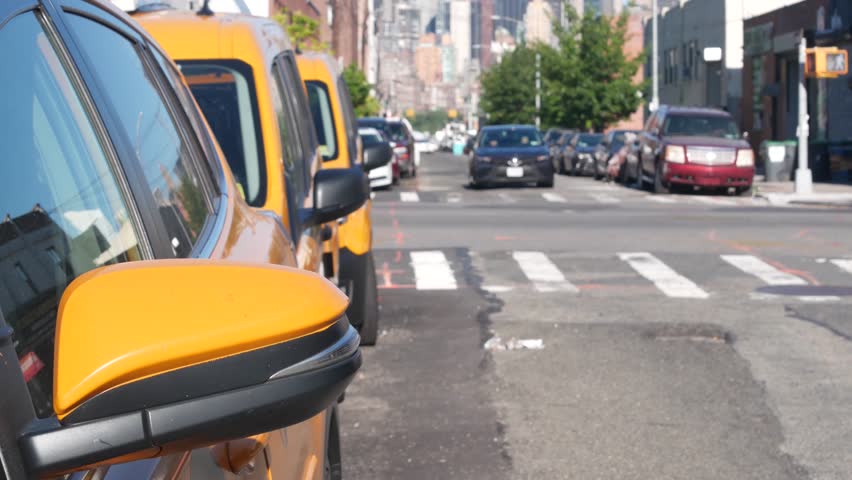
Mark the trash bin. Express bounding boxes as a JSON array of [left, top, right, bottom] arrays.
[[760, 140, 797, 182]]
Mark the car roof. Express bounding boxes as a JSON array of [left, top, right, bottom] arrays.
[[661, 105, 731, 117], [134, 8, 294, 61], [297, 52, 341, 82], [480, 124, 537, 131]]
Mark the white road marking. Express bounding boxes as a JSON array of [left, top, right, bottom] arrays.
[[541, 192, 567, 203], [692, 196, 735, 206], [618, 252, 709, 299], [447, 192, 462, 203], [498, 192, 516, 203], [589, 193, 621, 204], [721, 255, 807, 286], [400, 191, 420, 202], [410, 251, 457, 290], [512, 251, 578, 293], [830, 259, 852, 275], [483, 285, 514, 293], [749, 292, 840, 302], [646, 196, 677, 203]]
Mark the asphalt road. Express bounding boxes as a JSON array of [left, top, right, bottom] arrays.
[[340, 152, 852, 480]]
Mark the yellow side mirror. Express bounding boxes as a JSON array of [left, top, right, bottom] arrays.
[[20, 260, 361, 477]]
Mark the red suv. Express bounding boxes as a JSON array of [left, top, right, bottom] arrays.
[[637, 106, 754, 195]]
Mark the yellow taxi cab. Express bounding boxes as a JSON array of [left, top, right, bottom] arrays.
[[298, 53, 391, 345], [135, 7, 339, 277], [0, 0, 365, 478]]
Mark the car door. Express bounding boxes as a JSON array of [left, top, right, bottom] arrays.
[[271, 51, 324, 273], [640, 112, 661, 179]]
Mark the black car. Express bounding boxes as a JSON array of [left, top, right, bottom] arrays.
[[592, 130, 640, 180], [357, 117, 417, 177], [567, 133, 605, 176], [467, 125, 554, 188], [552, 129, 577, 174]]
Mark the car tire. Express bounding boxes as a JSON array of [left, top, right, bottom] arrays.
[[538, 176, 554, 188], [619, 162, 629, 184], [558, 157, 566, 175], [653, 161, 669, 194], [570, 159, 579, 176], [340, 249, 379, 346]]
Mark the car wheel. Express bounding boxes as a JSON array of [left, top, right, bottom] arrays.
[[468, 175, 480, 189], [736, 185, 752, 196], [538, 176, 554, 188], [340, 249, 379, 346], [324, 410, 343, 480], [571, 159, 579, 176], [619, 162, 629, 184], [593, 163, 604, 180], [653, 161, 669, 194], [410, 162, 417, 178], [558, 157, 566, 175]]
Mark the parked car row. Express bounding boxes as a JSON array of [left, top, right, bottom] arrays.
[[0, 2, 393, 479], [544, 106, 755, 195]]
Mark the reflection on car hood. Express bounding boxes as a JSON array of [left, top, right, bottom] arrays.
[[475, 146, 549, 157], [664, 135, 749, 149]]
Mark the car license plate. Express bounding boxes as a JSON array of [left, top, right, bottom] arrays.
[[506, 167, 524, 178]]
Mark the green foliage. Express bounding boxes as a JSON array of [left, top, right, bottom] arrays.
[[342, 64, 381, 117], [409, 110, 449, 134], [272, 8, 329, 52], [480, 44, 541, 125], [481, 3, 648, 131]]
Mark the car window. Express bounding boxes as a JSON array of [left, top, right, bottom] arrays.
[[577, 134, 603, 147], [279, 54, 317, 179], [662, 114, 740, 139], [0, 12, 142, 417], [179, 61, 267, 207], [65, 14, 210, 257], [305, 80, 338, 161], [478, 128, 543, 148], [336, 75, 360, 164], [360, 132, 384, 145]]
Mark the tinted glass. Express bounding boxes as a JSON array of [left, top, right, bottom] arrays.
[[271, 64, 307, 203], [478, 128, 543, 148], [359, 132, 385, 146], [577, 134, 604, 147], [662, 114, 740, 139], [66, 15, 210, 257], [180, 61, 267, 206], [0, 13, 141, 417], [384, 122, 407, 142], [336, 75, 360, 164], [306, 80, 338, 161]]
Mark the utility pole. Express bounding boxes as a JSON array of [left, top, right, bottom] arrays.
[[795, 32, 813, 194], [535, 52, 541, 129], [651, 0, 659, 112]]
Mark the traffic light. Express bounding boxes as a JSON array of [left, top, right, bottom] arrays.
[[805, 47, 848, 78]]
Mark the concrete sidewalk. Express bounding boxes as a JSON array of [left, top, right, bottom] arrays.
[[753, 179, 852, 207]]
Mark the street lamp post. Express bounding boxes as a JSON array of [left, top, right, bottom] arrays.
[[651, 0, 659, 111]]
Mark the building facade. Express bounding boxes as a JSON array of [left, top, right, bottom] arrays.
[[450, 0, 472, 78], [524, 0, 555, 45]]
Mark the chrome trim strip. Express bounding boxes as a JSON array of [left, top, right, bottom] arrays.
[[192, 193, 229, 259], [268, 325, 360, 380]]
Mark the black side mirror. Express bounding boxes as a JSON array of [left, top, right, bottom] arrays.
[[363, 142, 393, 172], [302, 167, 369, 227]]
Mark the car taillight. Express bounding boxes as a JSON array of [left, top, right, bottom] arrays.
[[665, 145, 686, 164], [736, 149, 754, 167]]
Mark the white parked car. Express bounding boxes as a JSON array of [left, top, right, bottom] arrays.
[[359, 127, 395, 189]]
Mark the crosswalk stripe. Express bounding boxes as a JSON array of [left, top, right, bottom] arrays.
[[498, 192, 516, 203], [541, 192, 567, 203], [831, 259, 852, 275], [721, 255, 807, 285], [512, 251, 578, 293], [589, 193, 620, 204], [647, 196, 676, 203], [410, 251, 457, 290], [400, 191, 420, 202], [618, 252, 709, 299]]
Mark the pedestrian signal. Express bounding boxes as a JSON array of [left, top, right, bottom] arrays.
[[806, 47, 848, 79]]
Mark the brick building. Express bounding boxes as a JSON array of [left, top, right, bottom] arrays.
[[271, 0, 360, 67]]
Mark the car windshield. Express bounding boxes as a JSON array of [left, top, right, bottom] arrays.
[[180, 61, 266, 206], [478, 127, 543, 148], [610, 132, 628, 149], [577, 134, 603, 147], [384, 122, 407, 142], [663, 114, 740, 138], [360, 131, 384, 146]]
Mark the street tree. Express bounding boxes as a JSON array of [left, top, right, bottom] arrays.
[[480, 44, 540, 125], [272, 8, 329, 52], [342, 64, 381, 117]]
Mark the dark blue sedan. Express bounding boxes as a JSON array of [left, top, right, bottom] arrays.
[[467, 125, 554, 188]]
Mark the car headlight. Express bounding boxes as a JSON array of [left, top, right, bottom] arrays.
[[664, 145, 686, 164], [736, 149, 754, 167]]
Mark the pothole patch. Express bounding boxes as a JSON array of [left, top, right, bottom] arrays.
[[643, 323, 733, 344]]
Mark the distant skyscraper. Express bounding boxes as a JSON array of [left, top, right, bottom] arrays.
[[495, 0, 527, 40], [436, 0, 451, 34], [471, 0, 482, 61], [584, 0, 601, 14], [480, 0, 494, 68], [450, 0, 471, 78], [524, 0, 554, 45]]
